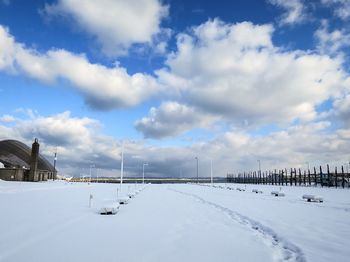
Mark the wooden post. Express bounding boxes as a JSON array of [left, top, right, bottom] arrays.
[[285, 168, 288, 186], [308, 168, 311, 186], [303, 170, 306, 186], [278, 170, 281, 185], [327, 164, 330, 187], [281, 169, 284, 185], [298, 168, 302, 186], [255, 171, 257, 184], [320, 166, 323, 187], [314, 167, 317, 186], [262, 172, 264, 184], [294, 168, 297, 186], [335, 166, 338, 188], [342, 166, 345, 189], [290, 168, 293, 186]]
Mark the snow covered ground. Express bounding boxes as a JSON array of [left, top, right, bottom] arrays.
[[0, 180, 349, 262]]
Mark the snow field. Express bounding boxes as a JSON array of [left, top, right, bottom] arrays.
[[0, 180, 349, 262]]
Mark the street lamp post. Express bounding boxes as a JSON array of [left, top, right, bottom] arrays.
[[53, 148, 57, 181], [210, 159, 213, 186], [142, 163, 148, 184], [89, 164, 95, 183], [195, 157, 199, 184], [120, 142, 124, 191]]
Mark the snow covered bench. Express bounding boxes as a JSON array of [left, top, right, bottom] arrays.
[[302, 194, 323, 203], [98, 203, 120, 215], [118, 197, 129, 205], [271, 191, 285, 197], [252, 189, 263, 194], [236, 187, 245, 192]]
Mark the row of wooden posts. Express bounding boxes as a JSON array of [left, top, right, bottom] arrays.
[[227, 165, 350, 188]]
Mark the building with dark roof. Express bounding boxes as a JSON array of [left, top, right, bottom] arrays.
[[0, 139, 56, 182]]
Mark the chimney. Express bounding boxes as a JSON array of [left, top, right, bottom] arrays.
[[29, 138, 40, 182]]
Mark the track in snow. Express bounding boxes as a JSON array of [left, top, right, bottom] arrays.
[[171, 188, 306, 262]]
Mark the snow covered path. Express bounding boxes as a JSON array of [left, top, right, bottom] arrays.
[[172, 184, 350, 262], [0, 181, 349, 262], [170, 188, 306, 262]]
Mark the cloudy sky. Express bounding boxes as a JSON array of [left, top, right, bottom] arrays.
[[0, 0, 349, 178]]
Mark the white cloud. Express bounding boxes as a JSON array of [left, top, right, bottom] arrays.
[[43, 0, 169, 56], [0, 26, 16, 72], [321, 0, 350, 20], [158, 19, 349, 128], [0, 111, 122, 171], [0, 114, 15, 123], [268, 0, 306, 25], [314, 20, 350, 54], [333, 94, 350, 127], [135, 101, 217, 138], [0, 25, 162, 109], [1, 110, 349, 177]]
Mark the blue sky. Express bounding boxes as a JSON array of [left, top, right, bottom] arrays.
[[0, 0, 349, 177]]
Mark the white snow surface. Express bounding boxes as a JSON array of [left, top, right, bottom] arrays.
[[0, 181, 349, 262]]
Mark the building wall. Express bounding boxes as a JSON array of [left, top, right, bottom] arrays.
[[0, 168, 26, 181], [0, 168, 53, 182]]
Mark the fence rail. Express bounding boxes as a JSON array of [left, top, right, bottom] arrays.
[[227, 165, 350, 188]]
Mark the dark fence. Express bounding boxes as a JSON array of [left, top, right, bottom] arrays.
[[227, 165, 350, 188]]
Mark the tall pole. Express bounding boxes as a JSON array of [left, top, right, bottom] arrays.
[[195, 157, 199, 184], [120, 142, 124, 191], [210, 159, 213, 186], [89, 164, 93, 183], [53, 148, 57, 181], [142, 163, 148, 184]]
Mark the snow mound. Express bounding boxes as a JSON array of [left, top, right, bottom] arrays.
[[118, 196, 129, 205], [302, 194, 323, 203], [271, 191, 285, 197], [98, 203, 120, 215]]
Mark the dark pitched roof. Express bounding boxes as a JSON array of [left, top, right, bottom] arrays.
[[0, 139, 55, 171]]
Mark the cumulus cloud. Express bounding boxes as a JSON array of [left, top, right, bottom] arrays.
[[157, 19, 348, 129], [42, 0, 169, 56], [0, 111, 122, 172], [268, 0, 306, 25], [314, 20, 350, 55], [0, 25, 162, 109], [333, 94, 350, 127], [215, 121, 350, 172], [0, 114, 15, 123], [1, 110, 349, 177], [321, 0, 350, 20], [135, 101, 217, 138]]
